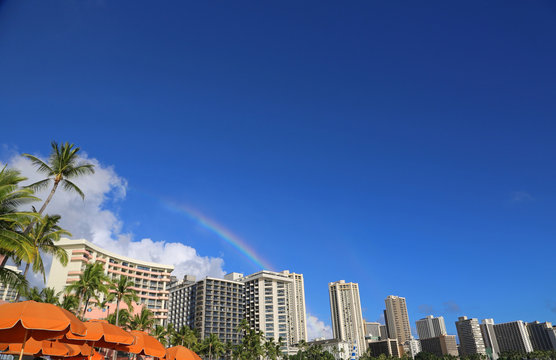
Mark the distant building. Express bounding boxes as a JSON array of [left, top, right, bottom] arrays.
[[416, 315, 447, 340], [167, 275, 197, 330], [0, 265, 21, 302], [480, 319, 500, 360], [329, 280, 367, 357], [47, 238, 173, 325], [306, 338, 351, 360], [455, 316, 487, 356], [367, 339, 400, 358], [526, 321, 556, 351], [365, 322, 381, 339], [493, 320, 533, 353], [420, 335, 458, 357], [242, 270, 308, 351], [403, 338, 422, 358], [385, 295, 412, 345]]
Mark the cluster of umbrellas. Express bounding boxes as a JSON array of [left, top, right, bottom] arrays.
[[0, 301, 201, 360]]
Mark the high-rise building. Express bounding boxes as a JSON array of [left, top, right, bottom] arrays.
[[493, 320, 533, 353], [416, 315, 447, 340], [480, 319, 500, 360], [46, 238, 173, 325], [194, 274, 245, 344], [242, 270, 307, 351], [283, 271, 308, 344], [384, 295, 412, 345], [420, 335, 458, 357], [167, 275, 197, 330], [455, 316, 487, 356], [526, 321, 556, 351], [0, 265, 22, 302], [379, 325, 389, 340], [403, 338, 422, 358], [365, 322, 381, 339], [367, 339, 400, 358], [329, 280, 367, 357]]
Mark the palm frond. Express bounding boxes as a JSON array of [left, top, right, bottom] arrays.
[[61, 179, 85, 199], [21, 154, 54, 175], [65, 164, 95, 178], [25, 178, 52, 192]]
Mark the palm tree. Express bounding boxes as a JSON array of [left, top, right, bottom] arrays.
[[65, 262, 109, 317], [22, 141, 95, 231], [106, 276, 139, 327], [0, 165, 39, 268], [130, 307, 155, 332], [108, 308, 131, 329], [40, 287, 61, 304], [171, 325, 198, 348], [60, 294, 79, 313], [153, 325, 168, 346], [202, 334, 225, 360], [23, 286, 44, 301], [20, 214, 70, 281]]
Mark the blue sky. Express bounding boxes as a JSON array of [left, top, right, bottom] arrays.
[[1, 1, 556, 337]]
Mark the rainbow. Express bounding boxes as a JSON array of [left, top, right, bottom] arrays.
[[157, 198, 274, 271]]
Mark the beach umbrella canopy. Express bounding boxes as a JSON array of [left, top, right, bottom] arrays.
[[0, 338, 76, 357], [64, 320, 134, 348], [0, 301, 87, 342], [165, 346, 202, 360], [116, 330, 165, 358]]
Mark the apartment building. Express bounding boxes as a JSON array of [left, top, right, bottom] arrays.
[[329, 280, 367, 357], [367, 339, 401, 358], [0, 265, 22, 302], [384, 295, 412, 345], [419, 335, 458, 357], [46, 238, 174, 325], [527, 321, 556, 351], [480, 319, 500, 360], [167, 275, 197, 330], [416, 315, 447, 340], [194, 274, 245, 344], [493, 320, 533, 353], [365, 322, 382, 339], [455, 316, 487, 356]]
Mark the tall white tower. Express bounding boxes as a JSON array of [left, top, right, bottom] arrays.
[[329, 280, 367, 357]]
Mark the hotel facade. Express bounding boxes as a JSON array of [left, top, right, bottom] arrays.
[[46, 238, 174, 325]]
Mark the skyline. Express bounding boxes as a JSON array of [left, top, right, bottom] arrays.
[[2, 0, 556, 340]]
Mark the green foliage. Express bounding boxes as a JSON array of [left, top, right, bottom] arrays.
[[65, 262, 109, 317], [498, 350, 556, 360], [289, 343, 335, 360], [130, 307, 155, 332]]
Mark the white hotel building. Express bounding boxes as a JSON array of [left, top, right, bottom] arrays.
[[46, 238, 174, 325]]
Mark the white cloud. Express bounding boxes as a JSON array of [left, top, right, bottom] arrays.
[[5, 151, 225, 287], [510, 191, 534, 203], [306, 313, 333, 341]]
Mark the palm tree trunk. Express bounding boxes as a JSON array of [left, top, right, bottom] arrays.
[[23, 180, 59, 234], [112, 301, 121, 360], [77, 293, 84, 317]]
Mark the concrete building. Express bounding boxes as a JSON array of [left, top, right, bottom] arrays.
[[548, 326, 556, 350], [416, 315, 447, 340], [493, 320, 533, 353], [0, 265, 22, 302], [194, 274, 245, 344], [527, 321, 556, 351], [420, 335, 458, 357], [480, 319, 500, 360], [365, 322, 381, 339], [46, 238, 173, 325], [455, 316, 487, 356], [384, 295, 412, 345], [306, 338, 351, 360], [167, 275, 197, 330], [367, 339, 400, 358], [329, 280, 367, 357], [242, 270, 307, 351], [379, 325, 389, 340], [403, 338, 422, 358], [283, 271, 308, 345]]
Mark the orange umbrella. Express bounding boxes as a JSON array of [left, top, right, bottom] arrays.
[[116, 330, 165, 358], [65, 320, 134, 348], [165, 346, 202, 360], [0, 301, 87, 360], [0, 338, 75, 357]]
